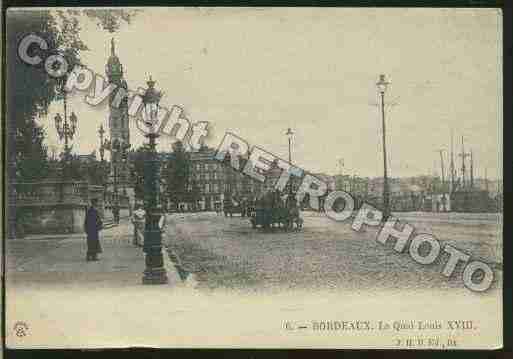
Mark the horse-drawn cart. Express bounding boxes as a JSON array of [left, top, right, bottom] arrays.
[[249, 192, 302, 231], [223, 196, 248, 217]]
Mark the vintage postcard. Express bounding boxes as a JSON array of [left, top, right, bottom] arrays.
[[4, 7, 503, 349]]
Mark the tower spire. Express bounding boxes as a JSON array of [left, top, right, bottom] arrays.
[[105, 37, 123, 83], [147, 75, 155, 88], [111, 38, 116, 57]]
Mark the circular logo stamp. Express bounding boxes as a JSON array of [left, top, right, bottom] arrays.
[[14, 321, 29, 337]]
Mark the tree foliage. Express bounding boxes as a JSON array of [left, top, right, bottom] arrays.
[[82, 9, 140, 33], [7, 9, 137, 183], [130, 145, 152, 201], [162, 141, 192, 208]]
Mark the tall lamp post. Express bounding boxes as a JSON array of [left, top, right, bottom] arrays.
[[98, 124, 119, 221], [141, 76, 168, 285], [98, 124, 106, 162], [377, 74, 390, 220], [120, 141, 131, 196], [98, 124, 108, 203], [286, 128, 294, 196], [111, 139, 121, 224], [98, 125, 129, 224], [54, 89, 78, 178]]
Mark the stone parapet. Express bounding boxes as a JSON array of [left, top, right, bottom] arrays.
[[8, 181, 131, 236]]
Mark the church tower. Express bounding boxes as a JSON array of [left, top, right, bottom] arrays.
[[105, 38, 130, 196]]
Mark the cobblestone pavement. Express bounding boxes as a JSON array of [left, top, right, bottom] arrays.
[[165, 211, 502, 293]]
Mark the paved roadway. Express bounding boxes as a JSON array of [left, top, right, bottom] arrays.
[[165, 211, 502, 293], [6, 211, 502, 292]]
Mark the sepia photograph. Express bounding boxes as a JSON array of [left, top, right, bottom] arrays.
[[4, 7, 503, 349]]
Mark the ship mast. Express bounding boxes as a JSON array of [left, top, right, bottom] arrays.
[[459, 136, 470, 189], [436, 149, 445, 192], [450, 130, 456, 193], [485, 168, 489, 192], [470, 149, 474, 189]]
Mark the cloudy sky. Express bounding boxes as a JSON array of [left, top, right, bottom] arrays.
[[38, 7, 501, 179]]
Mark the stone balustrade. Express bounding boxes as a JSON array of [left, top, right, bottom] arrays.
[[8, 181, 132, 236], [10, 181, 91, 207]]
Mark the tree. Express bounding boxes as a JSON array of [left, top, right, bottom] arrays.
[[6, 9, 138, 183], [7, 11, 67, 182], [130, 145, 152, 201], [163, 141, 191, 210], [15, 118, 50, 182]]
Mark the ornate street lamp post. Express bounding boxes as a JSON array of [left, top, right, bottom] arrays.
[[377, 74, 390, 220], [98, 124, 108, 203], [98, 124, 128, 224], [98, 124, 106, 162], [98, 124, 118, 220], [112, 139, 121, 223], [141, 76, 168, 285], [54, 89, 78, 178], [121, 141, 130, 196], [286, 128, 294, 196]]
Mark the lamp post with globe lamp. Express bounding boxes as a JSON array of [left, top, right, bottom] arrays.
[[54, 89, 78, 178], [140, 76, 168, 285], [376, 74, 391, 220]]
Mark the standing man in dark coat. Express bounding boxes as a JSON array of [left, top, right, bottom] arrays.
[[84, 199, 103, 261]]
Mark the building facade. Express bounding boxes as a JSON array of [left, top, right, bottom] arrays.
[[161, 145, 342, 212], [164, 146, 315, 211], [188, 146, 270, 211]]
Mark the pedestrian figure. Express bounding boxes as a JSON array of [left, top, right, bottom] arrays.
[[214, 202, 222, 215], [113, 206, 120, 224], [441, 194, 447, 212], [84, 199, 103, 261], [223, 192, 233, 217], [132, 205, 146, 247]]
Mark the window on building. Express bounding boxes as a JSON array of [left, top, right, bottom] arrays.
[[205, 183, 210, 193]]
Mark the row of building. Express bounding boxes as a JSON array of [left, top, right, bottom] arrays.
[[154, 144, 501, 213], [159, 146, 334, 212]]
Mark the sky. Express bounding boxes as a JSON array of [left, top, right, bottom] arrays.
[[36, 7, 502, 179]]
